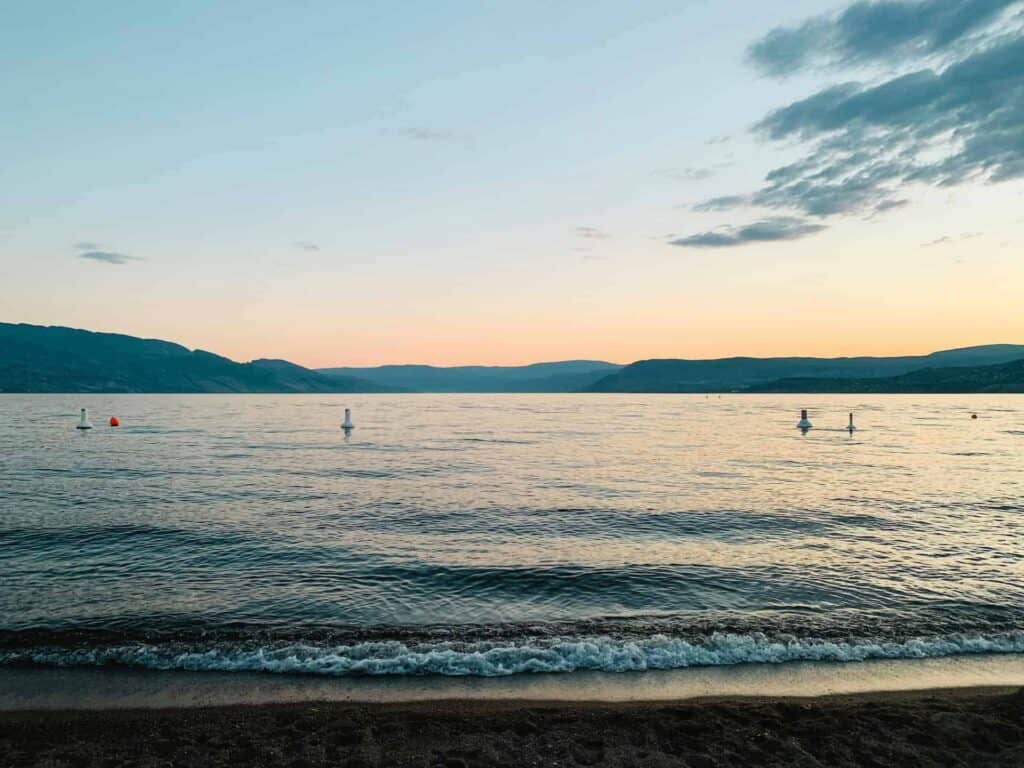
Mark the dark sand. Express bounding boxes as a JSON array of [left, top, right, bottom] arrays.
[[2, 688, 1023, 767]]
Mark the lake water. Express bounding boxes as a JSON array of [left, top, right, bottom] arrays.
[[1, 394, 1023, 677]]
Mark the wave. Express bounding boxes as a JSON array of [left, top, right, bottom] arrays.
[[4, 630, 1023, 677]]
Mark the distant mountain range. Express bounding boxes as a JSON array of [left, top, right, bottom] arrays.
[[748, 357, 1024, 393], [2, 322, 1022, 394], [316, 361, 622, 393], [585, 346, 1024, 393], [0, 323, 390, 393]]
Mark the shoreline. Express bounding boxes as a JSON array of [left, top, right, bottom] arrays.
[[4, 653, 1024, 711]]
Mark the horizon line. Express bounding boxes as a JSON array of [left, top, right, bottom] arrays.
[[5, 321, 1024, 370]]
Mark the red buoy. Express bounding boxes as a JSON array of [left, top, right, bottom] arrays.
[[109, 416, 119, 427]]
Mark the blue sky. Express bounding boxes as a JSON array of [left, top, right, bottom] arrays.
[[3, 1, 1022, 365]]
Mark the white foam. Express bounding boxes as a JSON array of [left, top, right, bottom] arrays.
[[6, 631, 1024, 677]]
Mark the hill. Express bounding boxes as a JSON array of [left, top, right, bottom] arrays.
[[748, 358, 1024, 393], [316, 361, 622, 393], [585, 345, 1024, 393], [5, 323, 1021, 395], [0, 323, 391, 393]]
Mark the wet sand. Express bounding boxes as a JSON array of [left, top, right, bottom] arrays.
[[2, 687, 1023, 767], [5, 654, 1024, 710]]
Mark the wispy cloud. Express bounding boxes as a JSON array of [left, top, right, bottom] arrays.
[[397, 127, 458, 142], [573, 245, 606, 261], [670, 217, 827, 248], [73, 241, 140, 265], [295, 241, 320, 252], [870, 198, 910, 216], [654, 167, 714, 182], [922, 231, 984, 246], [77, 250, 141, 265], [576, 226, 610, 240], [654, 162, 732, 183], [691, 194, 749, 212], [673, 0, 1024, 248]]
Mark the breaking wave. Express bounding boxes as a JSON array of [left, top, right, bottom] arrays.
[[5, 630, 1024, 677]]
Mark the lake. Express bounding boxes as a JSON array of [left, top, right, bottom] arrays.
[[1, 394, 1022, 676]]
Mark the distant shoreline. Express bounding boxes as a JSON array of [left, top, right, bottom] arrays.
[[5, 323, 1024, 394]]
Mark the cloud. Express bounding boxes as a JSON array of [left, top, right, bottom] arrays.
[[669, 217, 827, 248], [871, 198, 910, 214], [654, 162, 732, 182], [77, 250, 141, 265], [397, 127, 457, 142], [74, 241, 100, 250], [576, 226, 610, 239], [654, 167, 714, 182], [922, 231, 983, 246], [748, 0, 1020, 77], [295, 241, 320, 252], [677, 1, 1024, 247], [691, 194, 749, 212], [748, 38, 1024, 209]]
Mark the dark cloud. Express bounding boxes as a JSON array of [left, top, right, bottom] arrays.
[[748, 0, 1020, 77], [669, 217, 826, 248], [576, 226, 610, 239], [678, 3, 1024, 247], [295, 241, 320, 252], [77, 251, 140, 265], [748, 38, 1024, 212]]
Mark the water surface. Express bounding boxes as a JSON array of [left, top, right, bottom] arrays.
[[1, 394, 1022, 676]]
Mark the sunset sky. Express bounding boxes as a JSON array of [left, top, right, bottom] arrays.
[[3, 0, 1023, 367]]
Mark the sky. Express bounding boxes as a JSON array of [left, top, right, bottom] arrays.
[[2, 0, 1023, 367]]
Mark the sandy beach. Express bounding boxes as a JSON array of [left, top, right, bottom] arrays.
[[2, 687, 1022, 767]]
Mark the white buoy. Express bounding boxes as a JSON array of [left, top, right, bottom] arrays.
[[341, 408, 354, 430], [847, 413, 856, 432], [76, 408, 93, 430], [796, 409, 812, 430]]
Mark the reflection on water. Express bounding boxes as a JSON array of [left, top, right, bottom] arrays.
[[1, 394, 1022, 676]]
